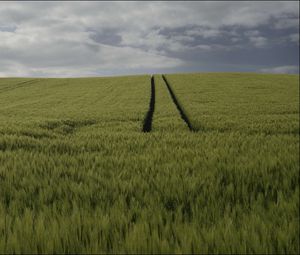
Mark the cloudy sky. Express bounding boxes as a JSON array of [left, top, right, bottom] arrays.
[[0, 1, 299, 77]]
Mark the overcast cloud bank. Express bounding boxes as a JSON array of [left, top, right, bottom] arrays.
[[0, 1, 299, 77]]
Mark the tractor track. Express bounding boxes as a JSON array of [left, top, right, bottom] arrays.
[[162, 74, 195, 131], [0, 79, 42, 94], [142, 75, 155, 132]]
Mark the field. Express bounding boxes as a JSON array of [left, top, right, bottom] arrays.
[[0, 73, 299, 253]]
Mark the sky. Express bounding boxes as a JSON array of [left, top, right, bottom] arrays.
[[0, 1, 299, 77]]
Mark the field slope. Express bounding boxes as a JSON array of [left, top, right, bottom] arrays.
[[0, 73, 299, 254]]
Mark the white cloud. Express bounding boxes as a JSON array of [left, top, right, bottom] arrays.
[[260, 65, 299, 74], [244, 30, 269, 48], [0, 34, 183, 77], [186, 27, 222, 38], [249, 36, 268, 48], [0, 1, 298, 76], [244, 30, 260, 37]]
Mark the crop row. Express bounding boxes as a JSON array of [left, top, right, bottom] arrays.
[[0, 74, 299, 253]]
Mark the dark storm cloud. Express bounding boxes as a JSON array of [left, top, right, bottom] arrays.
[[88, 28, 122, 46], [157, 24, 299, 66], [0, 1, 298, 77]]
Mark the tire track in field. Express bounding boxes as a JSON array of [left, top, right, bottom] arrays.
[[0, 79, 42, 94], [142, 75, 155, 132], [162, 74, 195, 131]]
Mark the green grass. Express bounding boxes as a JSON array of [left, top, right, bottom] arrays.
[[0, 73, 299, 253]]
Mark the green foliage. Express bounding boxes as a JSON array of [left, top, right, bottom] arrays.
[[0, 73, 299, 253]]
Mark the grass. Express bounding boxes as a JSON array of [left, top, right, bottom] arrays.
[[0, 73, 299, 253]]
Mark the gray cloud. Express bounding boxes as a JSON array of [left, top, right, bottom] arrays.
[[289, 33, 299, 44], [260, 65, 299, 74], [89, 28, 122, 46], [0, 1, 299, 77], [0, 25, 17, 32], [274, 17, 299, 29]]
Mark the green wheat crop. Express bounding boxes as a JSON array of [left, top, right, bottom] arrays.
[[0, 73, 299, 253]]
